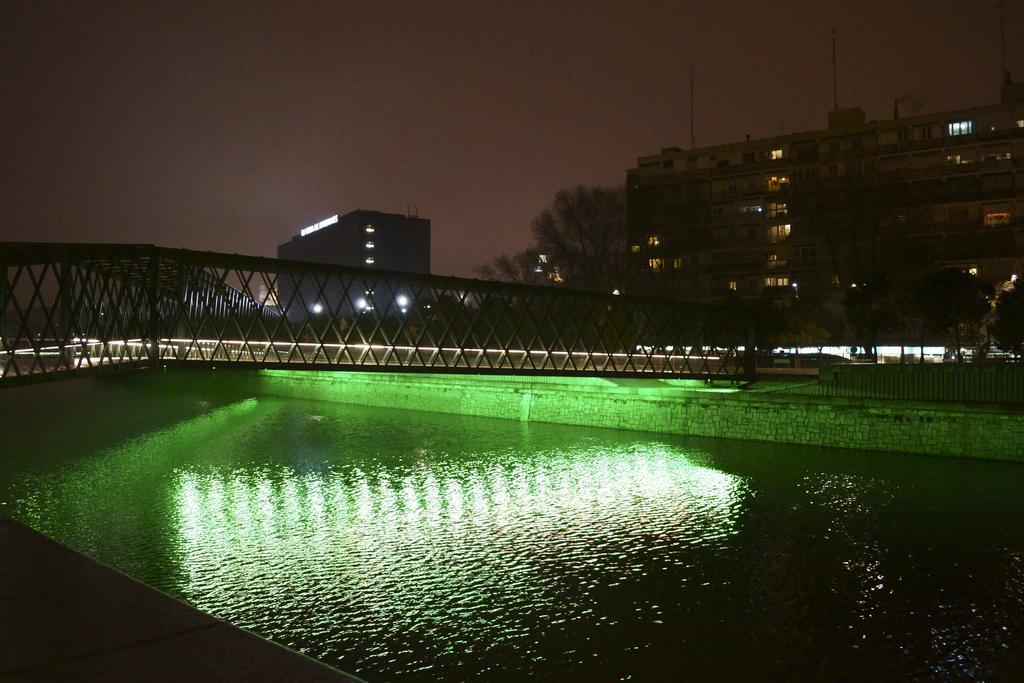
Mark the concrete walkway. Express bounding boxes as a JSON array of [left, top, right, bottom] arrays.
[[0, 511, 359, 681]]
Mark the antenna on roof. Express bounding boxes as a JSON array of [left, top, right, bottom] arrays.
[[689, 61, 696, 149], [831, 28, 839, 111], [414, 203, 419, 217], [1000, 0, 1010, 84]]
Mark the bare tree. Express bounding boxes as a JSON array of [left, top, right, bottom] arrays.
[[474, 248, 546, 285], [476, 185, 626, 292], [531, 185, 626, 292]]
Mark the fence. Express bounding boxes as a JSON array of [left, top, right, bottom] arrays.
[[817, 362, 1024, 404], [0, 243, 754, 387]]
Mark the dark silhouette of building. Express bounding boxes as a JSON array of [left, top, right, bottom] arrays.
[[277, 209, 430, 273], [627, 81, 1024, 304], [275, 209, 430, 319]]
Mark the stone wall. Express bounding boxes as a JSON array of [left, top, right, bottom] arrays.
[[256, 370, 1024, 462]]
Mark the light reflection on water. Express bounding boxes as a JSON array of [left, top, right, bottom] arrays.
[[3, 396, 1023, 680]]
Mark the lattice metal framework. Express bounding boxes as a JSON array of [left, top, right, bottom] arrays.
[[1, 243, 754, 386]]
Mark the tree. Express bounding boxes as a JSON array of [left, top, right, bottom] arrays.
[[532, 185, 626, 292], [477, 185, 626, 292], [475, 247, 546, 285], [842, 275, 900, 360], [991, 281, 1024, 357], [912, 268, 992, 361], [773, 301, 830, 350]]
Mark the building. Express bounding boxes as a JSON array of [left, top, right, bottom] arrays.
[[276, 209, 430, 319], [626, 80, 1024, 305], [277, 209, 430, 274]]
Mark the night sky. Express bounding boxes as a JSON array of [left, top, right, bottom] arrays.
[[2, 1, 1019, 276]]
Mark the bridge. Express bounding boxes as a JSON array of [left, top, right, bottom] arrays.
[[0, 243, 754, 387]]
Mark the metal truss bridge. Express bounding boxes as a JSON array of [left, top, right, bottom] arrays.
[[0, 243, 754, 387]]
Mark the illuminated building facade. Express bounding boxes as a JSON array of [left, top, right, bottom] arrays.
[[627, 81, 1024, 303]]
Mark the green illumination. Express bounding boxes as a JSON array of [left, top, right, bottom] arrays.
[[3, 389, 1023, 680]]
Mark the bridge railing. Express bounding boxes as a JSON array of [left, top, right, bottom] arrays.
[[1, 243, 754, 386]]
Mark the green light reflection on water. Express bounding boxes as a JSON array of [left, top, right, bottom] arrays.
[[170, 427, 746, 650]]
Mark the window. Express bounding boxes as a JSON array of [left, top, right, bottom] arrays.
[[968, 266, 979, 277], [717, 159, 730, 167], [947, 120, 973, 136], [948, 207, 969, 222], [647, 234, 661, 246], [648, 258, 664, 272], [630, 244, 641, 253], [365, 257, 375, 265], [742, 152, 755, 164], [763, 276, 789, 287], [1017, 120, 1024, 128], [769, 224, 791, 242], [538, 253, 549, 263], [728, 280, 737, 291], [946, 154, 964, 165], [662, 160, 674, 169], [738, 203, 763, 215], [767, 176, 790, 192], [767, 253, 778, 263], [365, 225, 375, 233], [672, 257, 683, 270], [365, 241, 375, 249], [770, 149, 783, 160], [767, 201, 788, 217], [984, 211, 1011, 226]]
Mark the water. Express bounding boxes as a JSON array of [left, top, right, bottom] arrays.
[[2, 392, 1023, 680]]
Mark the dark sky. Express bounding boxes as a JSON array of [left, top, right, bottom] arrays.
[[2, 1, 1020, 276]]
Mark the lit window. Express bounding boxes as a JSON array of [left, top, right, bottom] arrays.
[[767, 176, 789, 192], [630, 244, 641, 254], [947, 120, 973, 136], [764, 276, 789, 287], [738, 203, 763, 214], [648, 258, 665, 272], [984, 211, 1011, 226], [769, 224, 791, 242], [767, 202, 787, 217], [673, 257, 682, 270], [770, 149, 783, 160], [946, 154, 964, 165], [1017, 120, 1024, 128], [365, 241, 375, 249], [365, 225, 375, 233], [538, 254, 549, 263], [728, 280, 737, 291], [365, 257, 375, 264], [968, 266, 979, 276], [768, 253, 778, 263], [647, 234, 661, 246]]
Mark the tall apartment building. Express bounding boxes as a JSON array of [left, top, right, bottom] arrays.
[[626, 80, 1024, 304]]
